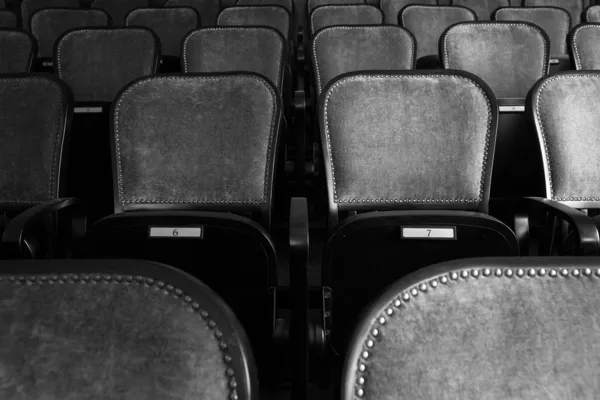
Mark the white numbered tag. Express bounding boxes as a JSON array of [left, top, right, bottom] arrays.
[[74, 107, 103, 114], [401, 227, 456, 239], [149, 227, 203, 238], [499, 105, 525, 113]]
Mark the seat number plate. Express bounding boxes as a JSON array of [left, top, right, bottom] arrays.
[[401, 227, 456, 239], [149, 227, 203, 238]]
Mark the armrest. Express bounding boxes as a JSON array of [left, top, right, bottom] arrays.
[[517, 197, 599, 256], [2, 198, 86, 258]]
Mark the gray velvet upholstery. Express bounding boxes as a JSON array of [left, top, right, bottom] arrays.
[[92, 0, 149, 26], [126, 7, 199, 56], [570, 24, 600, 69], [343, 257, 600, 400], [0, 76, 68, 204], [495, 7, 571, 57], [56, 28, 158, 102], [0, 30, 33, 73], [31, 9, 110, 58], [237, 0, 293, 12], [21, 0, 79, 30], [452, 0, 509, 20], [0, 11, 17, 28], [586, 4, 600, 21], [310, 5, 382, 35], [217, 6, 290, 40], [320, 72, 493, 210], [183, 27, 285, 90], [312, 26, 416, 94], [308, 0, 365, 13], [531, 72, 600, 202], [524, 0, 583, 25], [380, 0, 437, 24], [400, 5, 476, 60], [112, 75, 279, 212], [0, 260, 254, 400], [165, 0, 219, 26], [442, 22, 549, 98]]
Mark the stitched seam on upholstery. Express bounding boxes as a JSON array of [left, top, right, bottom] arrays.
[[351, 266, 598, 399], [442, 22, 549, 77], [571, 25, 598, 70], [113, 75, 277, 206], [400, 5, 474, 27], [310, 5, 382, 35], [125, 7, 198, 26], [323, 74, 491, 204], [182, 27, 286, 90], [0, 77, 63, 203], [56, 28, 159, 80], [0, 273, 241, 400], [312, 26, 416, 93], [217, 5, 288, 25]]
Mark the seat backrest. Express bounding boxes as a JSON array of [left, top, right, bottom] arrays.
[[380, 0, 437, 24], [586, 4, 600, 21], [494, 7, 571, 57], [310, 4, 382, 35], [523, 0, 583, 25], [441, 22, 549, 98], [400, 5, 476, 60], [237, 0, 293, 13], [0, 10, 16, 28], [311, 25, 415, 94], [342, 257, 600, 400], [30, 9, 110, 59], [92, 0, 149, 26], [529, 71, 600, 207], [0, 30, 34, 73], [0, 259, 257, 400], [319, 70, 496, 214], [451, 0, 509, 20], [217, 5, 290, 40], [183, 27, 286, 90], [56, 28, 159, 102], [0, 75, 71, 205], [570, 23, 600, 69], [125, 7, 199, 56], [308, 0, 365, 13], [21, 0, 80, 30], [164, 0, 219, 26], [111, 74, 281, 217]]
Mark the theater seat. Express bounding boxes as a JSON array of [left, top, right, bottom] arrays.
[[92, 0, 149, 26], [0, 29, 35, 73], [309, 4, 382, 36], [451, 0, 509, 20], [569, 23, 600, 69], [342, 257, 600, 399], [0, 10, 16, 28], [165, 0, 219, 26], [0, 259, 257, 400], [380, 0, 436, 24]]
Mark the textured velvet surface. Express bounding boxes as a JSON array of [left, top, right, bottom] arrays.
[[92, 0, 149, 26], [320, 74, 492, 209], [380, 0, 436, 24], [312, 26, 415, 94], [308, 0, 365, 12], [126, 7, 199, 56], [183, 27, 285, 90], [0, 31, 32, 73], [571, 24, 600, 69], [113, 75, 279, 210], [0, 76, 67, 204], [495, 7, 571, 57], [217, 6, 289, 40], [31, 9, 109, 58], [346, 260, 600, 400], [0, 276, 230, 399], [532, 73, 600, 201], [237, 0, 293, 12], [165, 0, 219, 26], [56, 28, 158, 102], [0, 11, 16, 28], [452, 0, 509, 20], [586, 4, 600, 21], [310, 5, 382, 35], [524, 0, 583, 24], [400, 5, 476, 60], [442, 22, 548, 98], [20, 0, 79, 30]]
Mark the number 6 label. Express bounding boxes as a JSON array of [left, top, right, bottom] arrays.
[[149, 227, 203, 238]]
